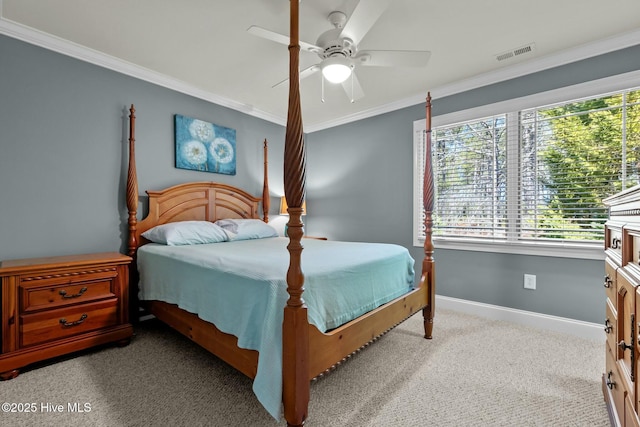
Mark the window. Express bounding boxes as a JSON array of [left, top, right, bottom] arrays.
[[414, 79, 640, 259]]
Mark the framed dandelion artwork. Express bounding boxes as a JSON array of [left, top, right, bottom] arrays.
[[175, 114, 236, 175]]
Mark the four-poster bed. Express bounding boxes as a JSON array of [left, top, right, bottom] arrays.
[[125, 2, 435, 426]]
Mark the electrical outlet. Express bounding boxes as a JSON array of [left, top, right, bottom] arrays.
[[524, 274, 536, 290]]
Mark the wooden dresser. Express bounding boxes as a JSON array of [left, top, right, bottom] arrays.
[[604, 185, 640, 427], [0, 252, 134, 379]]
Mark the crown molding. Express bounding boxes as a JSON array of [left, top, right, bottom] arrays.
[[1, 11, 638, 133], [0, 16, 285, 127], [304, 28, 640, 132], [429, 27, 640, 101], [304, 93, 428, 132]]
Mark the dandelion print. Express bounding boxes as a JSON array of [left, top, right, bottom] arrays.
[[175, 114, 236, 175], [188, 119, 215, 142], [181, 140, 207, 166], [210, 138, 234, 164]]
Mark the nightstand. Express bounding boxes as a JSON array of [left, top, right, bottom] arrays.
[[0, 252, 134, 379]]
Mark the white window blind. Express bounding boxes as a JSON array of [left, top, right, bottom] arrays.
[[519, 93, 640, 241], [433, 115, 507, 239], [414, 87, 640, 251]]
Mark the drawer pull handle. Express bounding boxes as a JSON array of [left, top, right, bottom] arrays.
[[59, 287, 88, 299], [605, 319, 613, 334], [606, 371, 616, 390], [612, 237, 621, 249], [619, 318, 636, 383], [619, 339, 633, 352], [59, 314, 88, 327], [604, 275, 613, 288]]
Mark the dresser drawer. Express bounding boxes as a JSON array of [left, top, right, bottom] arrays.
[[606, 341, 626, 425], [605, 298, 617, 352], [630, 393, 640, 427], [19, 299, 119, 347], [617, 270, 636, 380], [19, 266, 118, 313], [606, 222, 624, 265], [625, 224, 640, 268], [605, 258, 618, 307]]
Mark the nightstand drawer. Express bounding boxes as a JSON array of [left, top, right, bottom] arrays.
[[20, 299, 119, 347], [20, 278, 116, 313], [0, 252, 132, 379]]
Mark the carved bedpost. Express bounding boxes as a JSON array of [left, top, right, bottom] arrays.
[[282, 0, 309, 426], [263, 139, 270, 222], [422, 93, 436, 339], [127, 105, 138, 257], [126, 104, 140, 323]]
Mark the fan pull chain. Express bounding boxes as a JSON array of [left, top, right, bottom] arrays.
[[321, 76, 325, 103], [350, 70, 355, 103]]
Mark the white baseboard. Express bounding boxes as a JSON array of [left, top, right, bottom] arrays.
[[436, 295, 604, 342]]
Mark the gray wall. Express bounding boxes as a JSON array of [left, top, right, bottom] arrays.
[[2, 33, 639, 324], [305, 44, 640, 324], [0, 35, 285, 261]]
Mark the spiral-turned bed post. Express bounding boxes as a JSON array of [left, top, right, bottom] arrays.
[[262, 139, 270, 223], [126, 104, 140, 322], [126, 105, 138, 258], [422, 93, 436, 339], [282, 0, 309, 426]]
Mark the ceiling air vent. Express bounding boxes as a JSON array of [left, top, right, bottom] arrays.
[[495, 43, 536, 62]]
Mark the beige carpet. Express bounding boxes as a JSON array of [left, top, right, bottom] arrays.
[[1, 308, 609, 426]]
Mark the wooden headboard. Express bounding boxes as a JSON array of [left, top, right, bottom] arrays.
[[134, 181, 263, 245], [125, 114, 270, 257]]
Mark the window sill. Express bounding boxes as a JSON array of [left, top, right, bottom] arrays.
[[414, 238, 604, 260]]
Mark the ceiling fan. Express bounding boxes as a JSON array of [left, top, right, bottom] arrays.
[[247, 0, 431, 102]]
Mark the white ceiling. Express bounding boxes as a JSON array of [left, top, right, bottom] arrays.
[[1, 0, 640, 132]]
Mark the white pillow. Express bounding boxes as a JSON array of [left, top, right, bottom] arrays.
[[215, 218, 278, 241], [141, 221, 230, 245]]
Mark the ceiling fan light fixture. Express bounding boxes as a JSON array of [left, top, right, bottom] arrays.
[[321, 57, 352, 84]]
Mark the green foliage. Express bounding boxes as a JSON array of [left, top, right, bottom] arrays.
[[535, 91, 640, 240], [432, 89, 640, 242]]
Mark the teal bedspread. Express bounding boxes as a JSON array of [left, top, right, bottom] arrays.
[[137, 237, 415, 420]]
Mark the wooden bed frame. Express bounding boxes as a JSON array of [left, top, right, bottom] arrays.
[[125, 3, 435, 426]]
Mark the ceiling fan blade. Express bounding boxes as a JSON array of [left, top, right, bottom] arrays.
[[272, 64, 320, 88], [300, 64, 321, 80], [247, 25, 321, 53], [356, 50, 431, 67], [339, 0, 391, 45], [341, 71, 365, 102]]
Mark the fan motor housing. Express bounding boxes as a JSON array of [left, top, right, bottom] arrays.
[[316, 28, 355, 60]]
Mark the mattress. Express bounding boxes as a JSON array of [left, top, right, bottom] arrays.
[[137, 236, 415, 420]]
